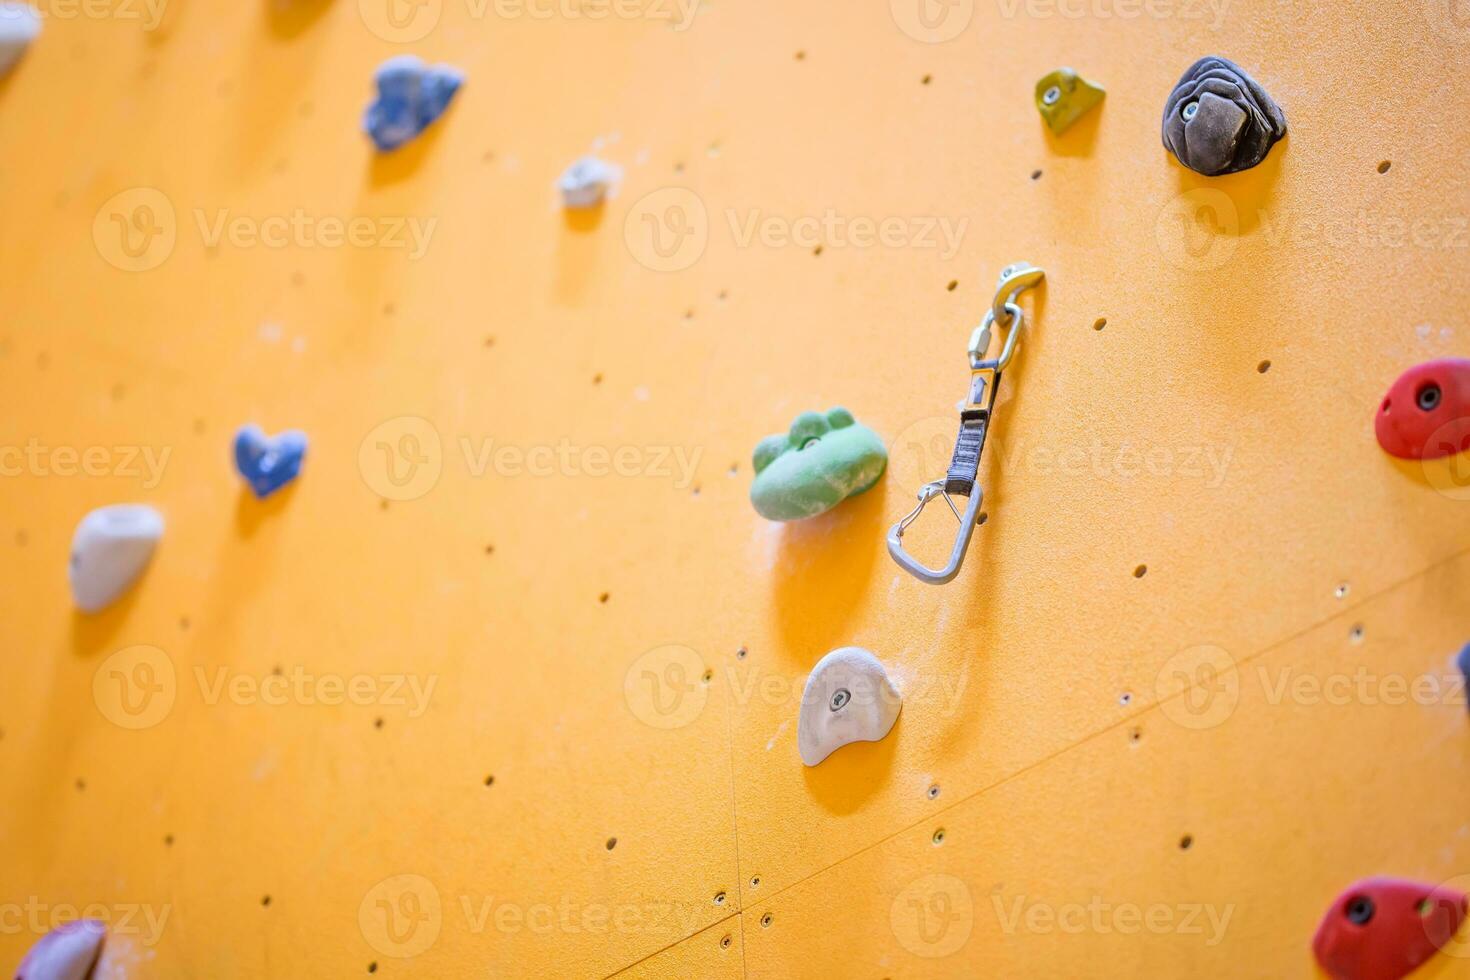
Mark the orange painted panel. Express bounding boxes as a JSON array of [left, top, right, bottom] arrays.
[[0, 0, 1467, 975]]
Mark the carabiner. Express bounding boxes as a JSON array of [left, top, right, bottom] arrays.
[[887, 262, 1044, 585]]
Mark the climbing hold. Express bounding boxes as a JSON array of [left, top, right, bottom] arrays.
[[16, 918, 106, 980], [69, 504, 164, 614], [1312, 877, 1467, 980], [362, 55, 464, 153], [749, 407, 886, 521], [1457, 643, 1470, 714], [1034, 67, 1104, 135], [797, 647, 901, 766], [1162, 56, 1286, 176], [1375, 359, 1470, 460], [559, 155, 618, 208], [0, 3, 40, 77], [234, 424, 308, 499]]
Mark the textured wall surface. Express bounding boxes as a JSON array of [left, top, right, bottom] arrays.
[[2, 0, 1470, 976]]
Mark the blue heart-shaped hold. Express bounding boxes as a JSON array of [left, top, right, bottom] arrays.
[[234, 424, 308, 499], [363, 55, 465, 153]]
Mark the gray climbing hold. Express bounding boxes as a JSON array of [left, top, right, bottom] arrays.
[[1162, 56, 1286, 176], [559, 155, 618, 208], [0, 3, 40, 77], [69, 504, 163, 613], [797, 647, 901, 766], [16, 919, 106, 980]]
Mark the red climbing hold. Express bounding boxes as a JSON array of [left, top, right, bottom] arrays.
[[1375, 359, 1470, 460], [1312, 877, 1467, 980]]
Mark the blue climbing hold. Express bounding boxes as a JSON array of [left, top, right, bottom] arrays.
[[362, 55, 464, 152], [1459, 643, 1470, 714], [234, 424, 308, 499]]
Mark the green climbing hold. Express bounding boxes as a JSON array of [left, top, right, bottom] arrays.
[[1035, 67, 1105, 135], [750, 407, 887, 522]]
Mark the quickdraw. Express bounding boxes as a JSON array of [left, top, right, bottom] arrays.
[[887, 262, 1045, 584]]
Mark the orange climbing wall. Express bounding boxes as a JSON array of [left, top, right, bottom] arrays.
[[3, 0, 1470, 976]]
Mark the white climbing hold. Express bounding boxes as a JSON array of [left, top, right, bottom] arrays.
[[797, 646, 902, 766], [69, 504, 164, 613], [0, 4, 40, 77], [16, 919, 106, 980], [558, 155, 619, 208]]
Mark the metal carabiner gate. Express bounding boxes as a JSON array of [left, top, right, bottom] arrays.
[[887, 262, 1045, 584]]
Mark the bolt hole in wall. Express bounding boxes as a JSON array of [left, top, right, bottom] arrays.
[[606, 837, 617, 851], [1258, 359, 1272, 374], [932, 827, 946, 846], [1180, 834, 1194, 850]]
